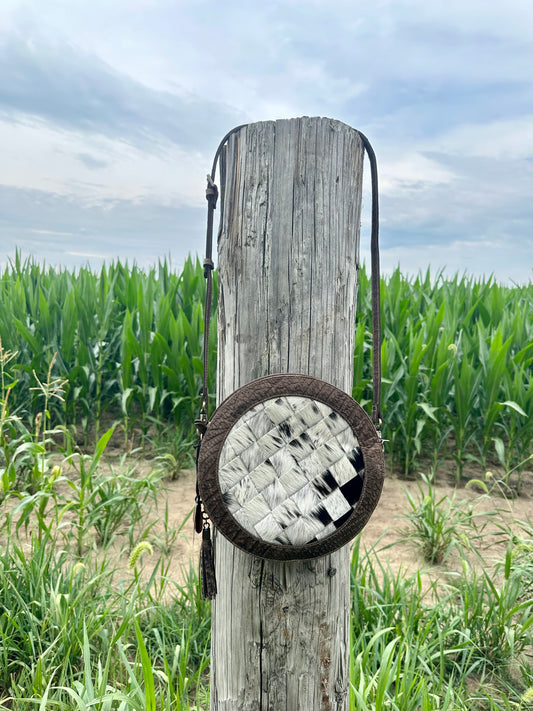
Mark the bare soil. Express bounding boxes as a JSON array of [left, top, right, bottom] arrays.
[[3, 457, 531, 593], [123, 462, 533, 591]]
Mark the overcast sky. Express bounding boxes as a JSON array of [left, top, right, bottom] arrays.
[[1, 0, 532, 283]]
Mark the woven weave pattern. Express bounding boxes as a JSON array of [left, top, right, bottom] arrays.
[[218, 396, 365, 546]]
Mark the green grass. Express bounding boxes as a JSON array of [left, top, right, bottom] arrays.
[[2, 514, 530, 708], [402, 473, 486, 564], [0, 254, 531, 709], [0, 536, 211, 709], [350, 519, 533, 709], [0, 376, 530, 709]]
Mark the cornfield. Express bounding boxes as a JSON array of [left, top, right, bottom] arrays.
[[1, 252, 531, 482], [0, 253, 532, 709]]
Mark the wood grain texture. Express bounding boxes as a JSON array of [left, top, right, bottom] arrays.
[[212, 117, 364, 710]]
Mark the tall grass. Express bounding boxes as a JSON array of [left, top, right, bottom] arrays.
[[1, 521, 530, 708], [349, 528, 533, 710], [0, 536, 211, 709]]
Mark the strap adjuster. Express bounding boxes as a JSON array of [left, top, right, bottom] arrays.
[[206, 175, 219, 207]]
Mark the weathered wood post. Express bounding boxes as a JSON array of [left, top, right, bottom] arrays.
[[211, 117, 365, 710]]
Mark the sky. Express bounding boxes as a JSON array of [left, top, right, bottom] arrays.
[[0, 0, 532, 284]]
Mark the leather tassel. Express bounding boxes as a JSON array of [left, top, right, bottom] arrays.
[[194, 500, 204, 535], [194, 472, 203, 534], [200, 525, 217, 599]]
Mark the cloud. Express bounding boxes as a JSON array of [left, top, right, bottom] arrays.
[[0, 118, 209, 207], [0, 36, 242, 151], [0, 0, 531, 284], [375, 238, 533, 285], [366, 132, 533, 286], [379, 153, 456, 194], [76, 153, 108, 170], [425, 116, 533, 160], [380, 151, 533, 235], [0, 183, 205, 269]]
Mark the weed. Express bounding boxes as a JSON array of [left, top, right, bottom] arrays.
[[403, 473, 485, 564]]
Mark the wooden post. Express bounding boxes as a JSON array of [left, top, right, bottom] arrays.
[[212, 117, 364, 710]]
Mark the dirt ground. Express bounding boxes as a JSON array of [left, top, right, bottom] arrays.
[[126, 463, 533, 590], [3, 457, 531, 592]]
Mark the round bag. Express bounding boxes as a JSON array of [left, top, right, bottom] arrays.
[[197, 373, 384, 561]]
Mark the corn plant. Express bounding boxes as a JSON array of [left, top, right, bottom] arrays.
[[0, 255, 531, 479], [0, 338, 21, 501], [62, 425, 124, 555]]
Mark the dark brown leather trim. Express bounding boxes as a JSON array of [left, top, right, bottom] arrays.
[[197, 374, 385, 560]]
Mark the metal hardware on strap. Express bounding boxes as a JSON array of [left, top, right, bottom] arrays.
[[199, 123, 383, 429], [206, 178, 218, 207]]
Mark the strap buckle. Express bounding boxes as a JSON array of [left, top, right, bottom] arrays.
[[195, 395, 209, 438], [206, 175, 219, 207]]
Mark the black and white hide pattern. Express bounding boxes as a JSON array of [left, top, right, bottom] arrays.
[[218, 396, 365, 546]]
